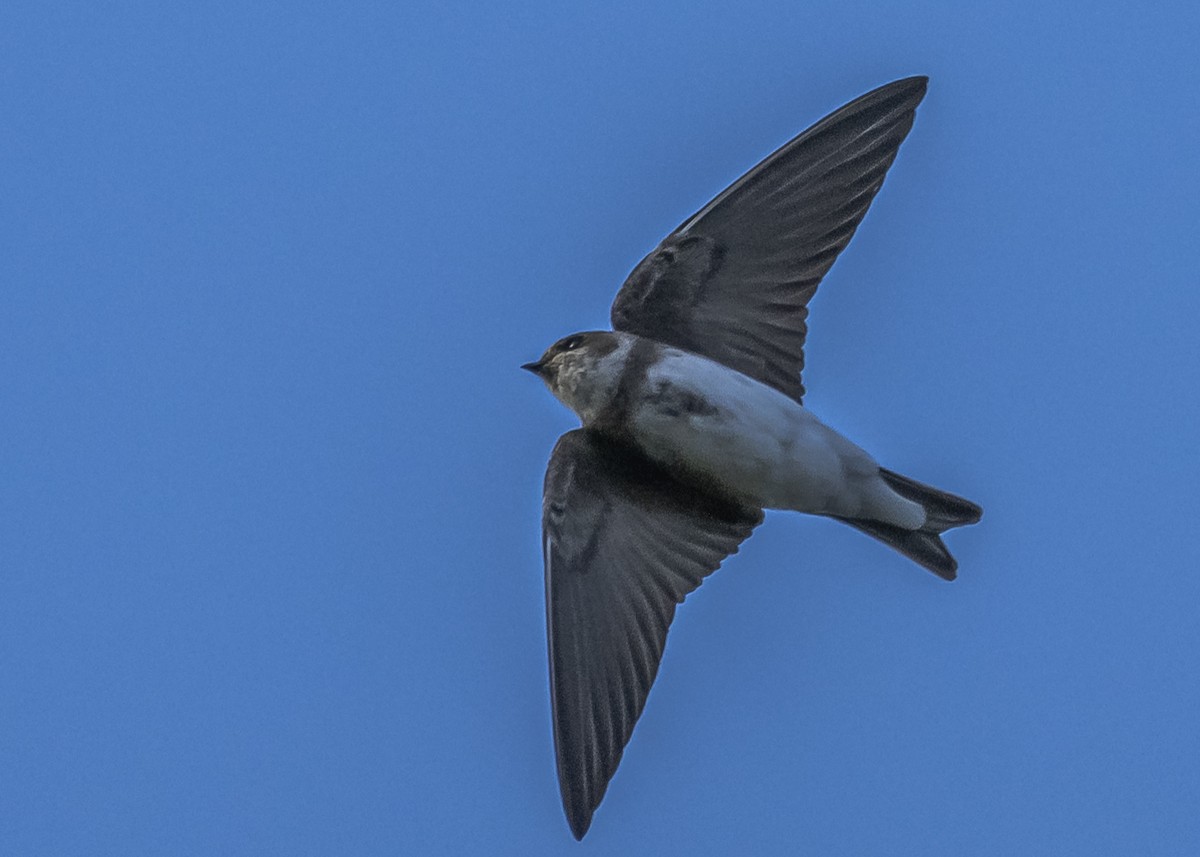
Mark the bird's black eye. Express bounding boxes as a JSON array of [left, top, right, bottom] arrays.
[[560, 336, 582, 352]]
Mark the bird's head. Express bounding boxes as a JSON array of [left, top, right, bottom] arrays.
[[523, 330, 628, 422]]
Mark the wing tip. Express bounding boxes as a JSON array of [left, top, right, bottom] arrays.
[[888, 74, 928, 95], [566, 804, 594, 840], [871, 75, 929, 110]]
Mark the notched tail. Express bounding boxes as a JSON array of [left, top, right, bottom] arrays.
[[837, 469, 982, 581]]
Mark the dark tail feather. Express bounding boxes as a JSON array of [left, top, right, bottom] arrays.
[[878, 469, 983, 534], [836, 469, 982, 581]]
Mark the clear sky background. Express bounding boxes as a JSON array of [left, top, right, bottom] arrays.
[[3, 2, 1198, 854]]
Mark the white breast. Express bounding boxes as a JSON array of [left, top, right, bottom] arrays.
[[630, 349, 884, 517]]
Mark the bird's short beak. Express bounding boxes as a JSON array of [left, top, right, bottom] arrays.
[[522, 360, 548, 378]]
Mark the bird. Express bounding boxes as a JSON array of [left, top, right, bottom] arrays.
[[522, 75, 981, 840]]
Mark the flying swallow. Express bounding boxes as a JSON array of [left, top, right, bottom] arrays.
[[523, 76, 981, 840]]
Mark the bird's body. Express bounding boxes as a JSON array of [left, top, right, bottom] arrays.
[[553, 330, 925, 527], [522, 76, 982, 840]]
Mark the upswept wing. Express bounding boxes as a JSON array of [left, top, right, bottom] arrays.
[[542, 430, 761, 839], [611, 76, 928, 402]]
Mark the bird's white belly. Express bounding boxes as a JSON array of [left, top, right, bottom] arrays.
[[629, 350, 880, 515]]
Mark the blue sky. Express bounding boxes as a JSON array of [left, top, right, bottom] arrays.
[[3, 1, 1198, 854]]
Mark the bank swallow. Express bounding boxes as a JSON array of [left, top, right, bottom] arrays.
[[523, 76, 981, 840]]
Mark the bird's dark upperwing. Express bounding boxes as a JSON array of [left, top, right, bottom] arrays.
[[542, 430, 761, 839], [611, 76, 928, 403]]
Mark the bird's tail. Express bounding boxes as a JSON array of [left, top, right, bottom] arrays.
[[836, 469, 982, 580]]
